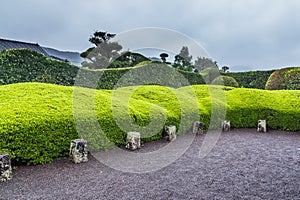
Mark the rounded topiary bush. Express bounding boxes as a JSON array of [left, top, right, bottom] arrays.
[[265, 67, 300, 90], [211, 75, 239, 87], [200, 67, 221, 83]]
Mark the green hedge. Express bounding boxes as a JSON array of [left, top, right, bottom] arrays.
[[0, 83, 201, 164], [0, 49, 205, 89], [211, 76, 239, 87], [0, 83, 77, 164], [1, 82, 299, 165], [225, 88, 300, 130], [2, 49, 284, 90], [0, 48, 78, 86], [224, 70, 274, 89], [265, 67, 300, 90]]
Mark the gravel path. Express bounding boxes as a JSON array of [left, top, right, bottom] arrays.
[[1, 129, 299, 199]]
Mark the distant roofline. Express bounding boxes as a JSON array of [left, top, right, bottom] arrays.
[[0, 37, 50, 57], [0, 38, 40, 46]]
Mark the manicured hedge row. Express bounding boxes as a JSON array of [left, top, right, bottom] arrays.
[[4, 49, 292, 90], [0, 83, 201, 164], [265, 67, 300, 90], [0, 49, 78, 86], [1, 83, 299, 165], [0, 49, 205, 90], [225, 88, 300, 130], [0, 83, 77, 164], [224, 70, 274, 89], [211, 76, 239, 87]]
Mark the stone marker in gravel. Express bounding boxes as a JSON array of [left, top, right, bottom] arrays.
[[164, 125, 177, 142], [193, 121, 204, 135], [0, 152, 12, 182], [125, 132, 141, 150], [222, 120, 231, 132], [257, 120, 267, 133], [69, 139, 88, 164]]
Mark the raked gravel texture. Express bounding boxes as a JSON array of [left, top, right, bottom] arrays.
[[1, 128, 299, 199]]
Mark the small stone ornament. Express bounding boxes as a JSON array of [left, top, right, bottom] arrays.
[[222, 120, 231, 132], [70, 139, 88, 164], [125, 132, 141, 150], [257, 120, 267, 133], [0, 152, 12, 182], [193, 121, 204, 135], [164, 125, 177, 142]]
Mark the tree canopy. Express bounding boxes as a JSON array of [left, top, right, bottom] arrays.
[[172, 46, 193, 71], [194, 57, 219, 71], [81, 31, 122, 69]]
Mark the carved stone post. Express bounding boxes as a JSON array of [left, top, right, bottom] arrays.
[[70, 139, 88, 164], [0, 152, 12, 182], [257, 120, 267, 133], [193, 121, 204, 135], [125, 132, 141, 151], [164, 125, 177, 142], [222, 120, 231, 132]]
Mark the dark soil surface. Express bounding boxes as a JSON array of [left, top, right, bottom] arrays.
[[1, 129, 299, 199]]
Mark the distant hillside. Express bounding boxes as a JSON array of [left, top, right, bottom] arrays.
[[42, 47, 83, 66]]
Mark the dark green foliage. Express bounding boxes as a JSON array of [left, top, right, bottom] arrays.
[[265, 67, 300, 90], [87, 31, 116, 46], [160, 53, 169, 63], [178, 69, 205, 85], [211, 76, 239, 87], [173, 46, 193, 71], [80, 47, 94, 58], [221, 66, 230, 73], [0, 49, 205, 89], [81, 31, 122, 69], [0, 49, 79, 86], [109, 52, 150, 68], [194, 57, 219, 72], [225, 70, 274, 89], [200, 67, 221, 83], [94, 62, 205, 89]]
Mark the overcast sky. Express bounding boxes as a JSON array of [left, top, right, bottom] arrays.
[[1, 0, 300, 71]]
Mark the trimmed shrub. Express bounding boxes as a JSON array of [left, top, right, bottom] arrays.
[[225, 88, 300, 131], [1, 83, 299, 165], [200, 67, 221, 83], [0, 49, 205, 89], [211, 76, 239, 87], [109, 52, 150, 68], [0, 83, 201, 165], [0, 83, 77, 164], [0, 48, 79, 86], [225, 70, 274, 89], [265, 67, 300, 90]]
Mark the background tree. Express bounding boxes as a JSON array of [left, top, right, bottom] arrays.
[[172, 46, 193, 71], [222, 66, 230, 73], [160, 53, 169, 63], [81, 31, 122, 69], [194, 57, 219, 71]]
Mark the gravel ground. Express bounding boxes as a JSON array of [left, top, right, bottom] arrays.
[[1, 128, 299, 199]]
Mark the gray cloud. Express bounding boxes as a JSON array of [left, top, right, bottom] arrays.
[[1, 0, 300, 71]]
